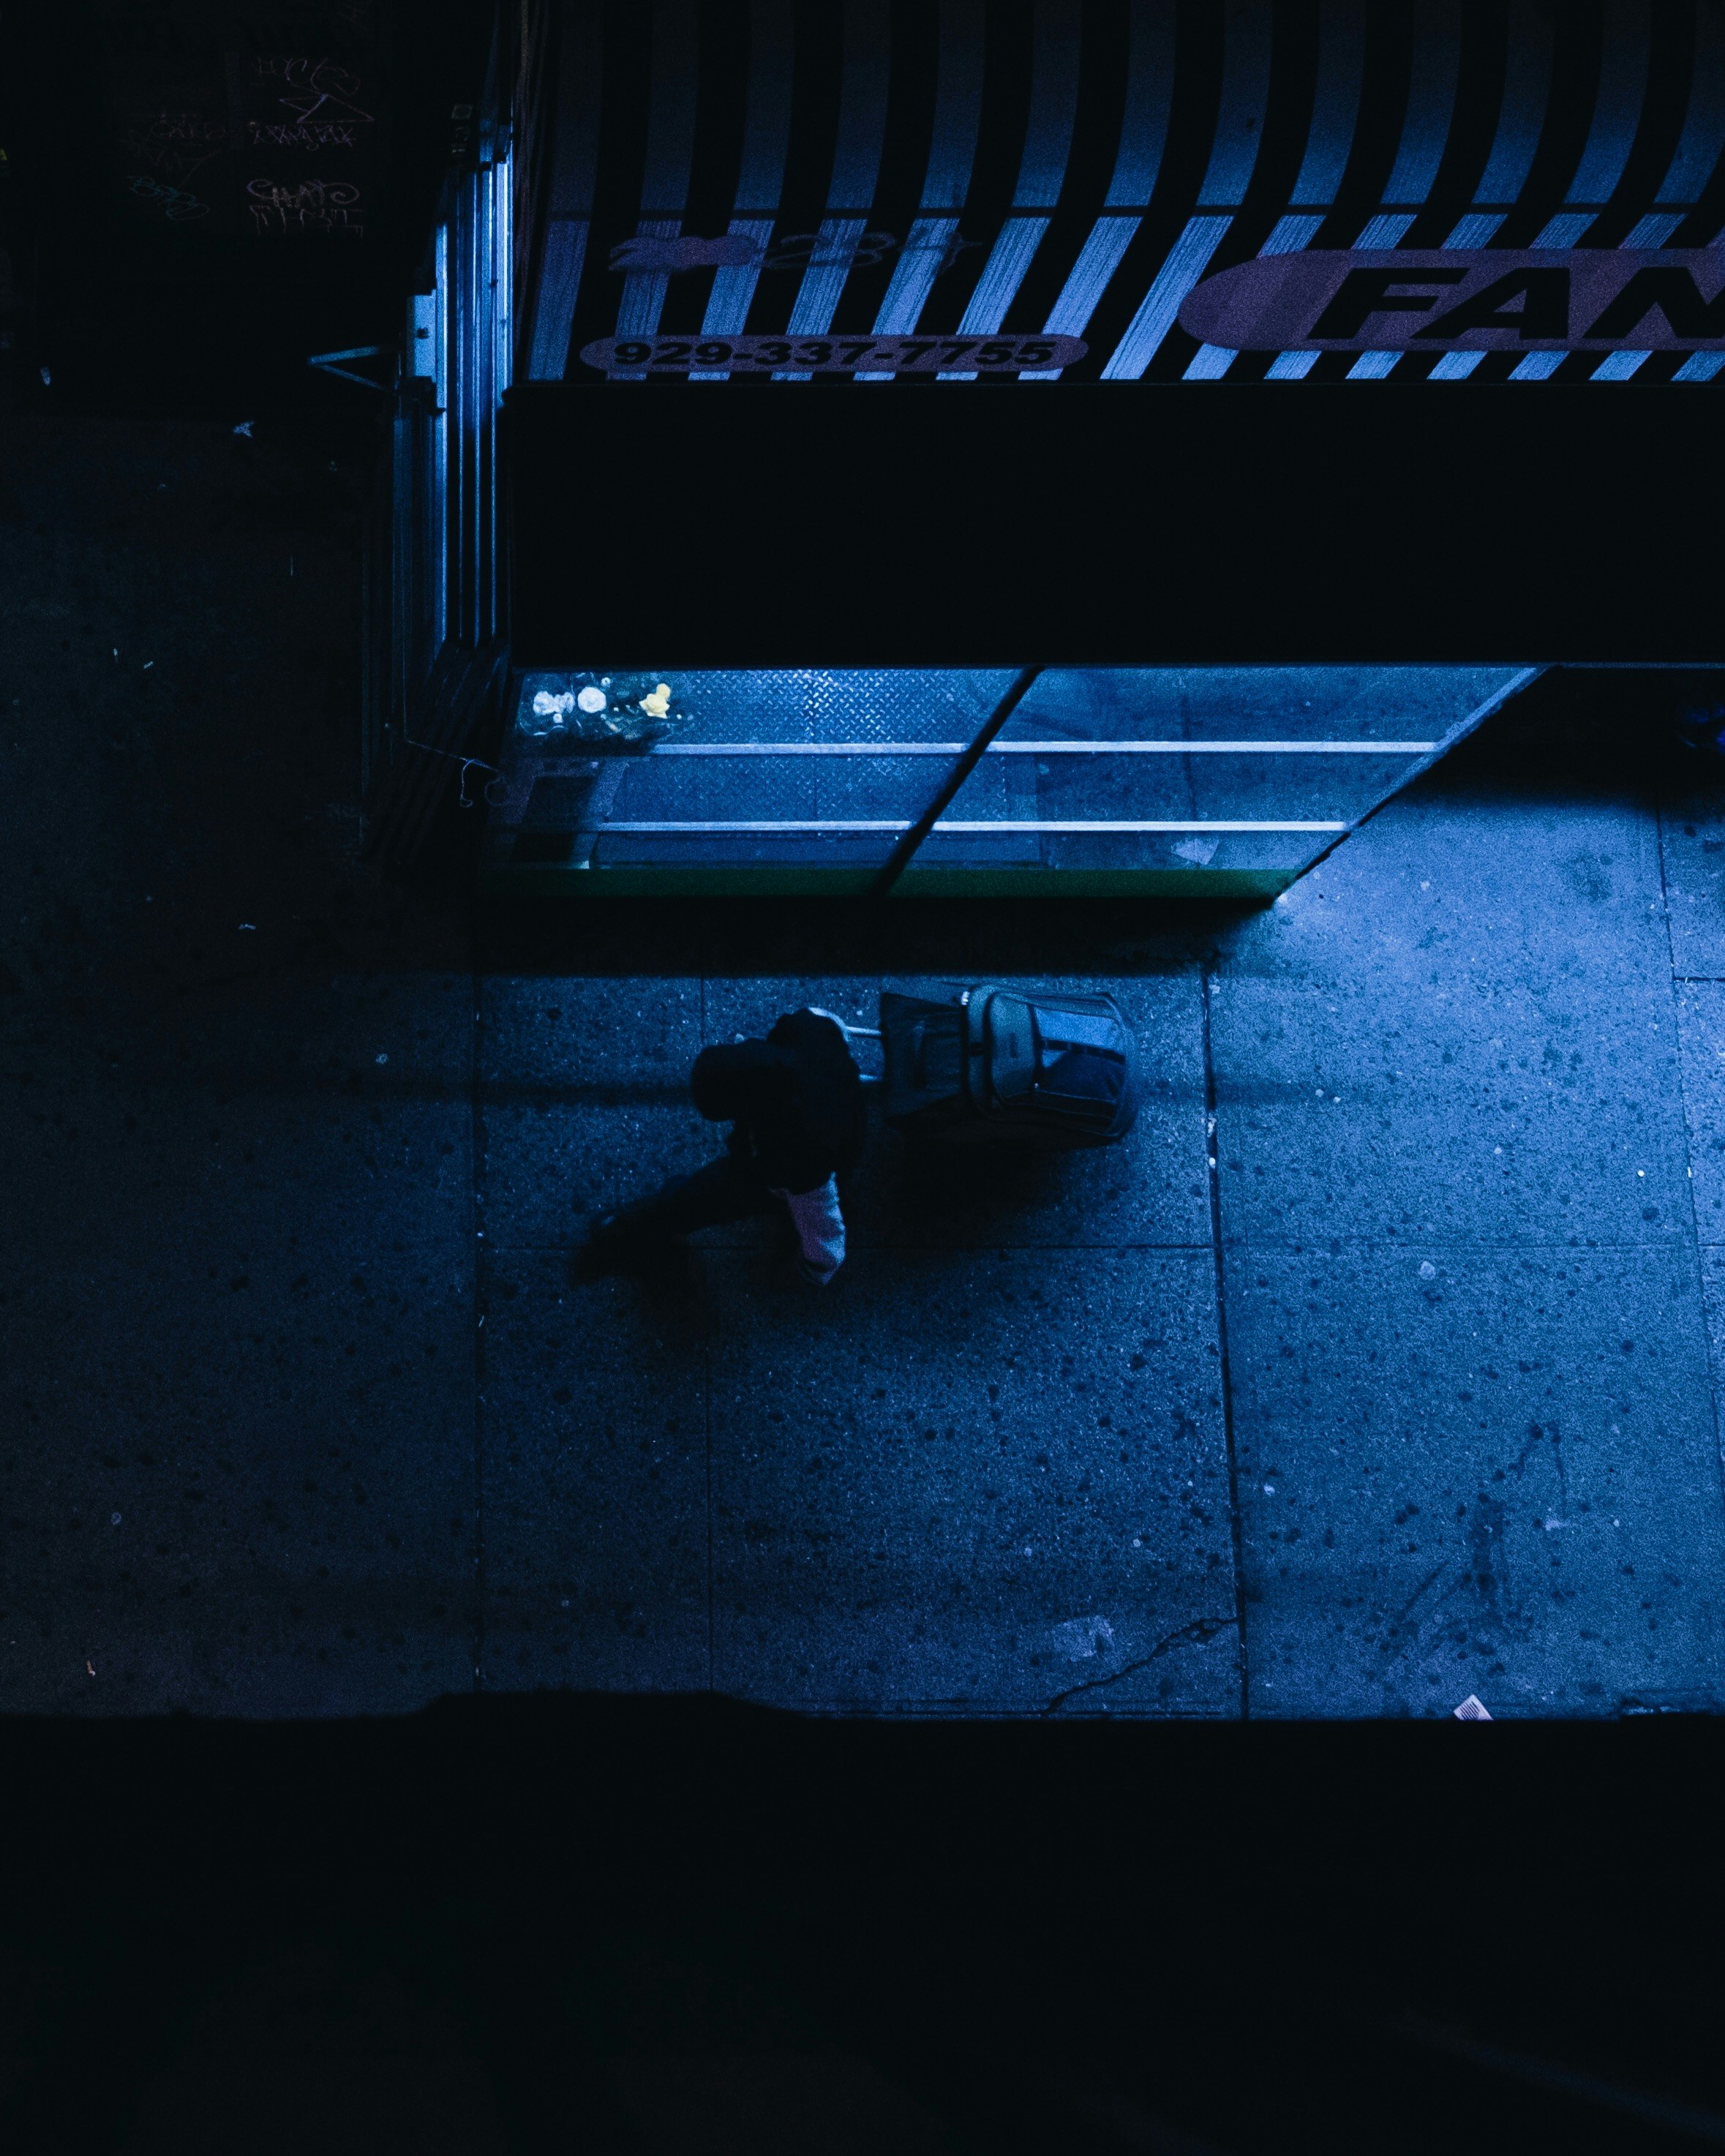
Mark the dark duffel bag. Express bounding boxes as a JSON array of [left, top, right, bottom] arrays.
[[880, 985, 1138, 1149]]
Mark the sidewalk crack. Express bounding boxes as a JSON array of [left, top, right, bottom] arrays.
[[1040, 1614, 1239, 1716]]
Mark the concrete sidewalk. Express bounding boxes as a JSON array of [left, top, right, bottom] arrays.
[[4, 418, 1721, 1718], [473, 710, 1725, 1719]]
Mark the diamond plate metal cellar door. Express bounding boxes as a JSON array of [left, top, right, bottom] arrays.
[[481, 665, 1537, 897]]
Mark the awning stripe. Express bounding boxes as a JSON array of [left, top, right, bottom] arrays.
[[1565, 0, 1651, 207], [941, 0, 1083, 371], [1473, 0, 1555, 206], [691, 0, 796, 372], [1013, 0, 1085, 208], [612, 1, 701, 362], [1380, 0, 1463, 206], [1100, 213, 1232, 379], [1196, 0, 1274, 207], [1288, 0, 1367, 208], [1225, 0, 1368, 379], [920, 0, 988, 212], [530, 0, 1721, 388], [775, 0, 893, 370], [522, 0, 605, 378], [1658, 1, 1725, 206], [854, 0, 986, 372]]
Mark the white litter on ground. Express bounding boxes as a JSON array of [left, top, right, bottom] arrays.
[[1053, 1615, 1116, 1661]]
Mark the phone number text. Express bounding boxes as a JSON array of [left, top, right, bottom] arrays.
[[578, 333, 1089, 375]]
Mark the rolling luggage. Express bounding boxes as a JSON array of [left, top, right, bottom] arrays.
[[878, 985, 1138, 1149]]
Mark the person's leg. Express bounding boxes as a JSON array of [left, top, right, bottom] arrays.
[[769, 1176, 846, 1285], [607, 1152, 773, 1240]]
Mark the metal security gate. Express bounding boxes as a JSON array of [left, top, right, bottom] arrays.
[[472, 0, 1725, 895], [366, 13, 516, 855], [396, 116, 513, 683]]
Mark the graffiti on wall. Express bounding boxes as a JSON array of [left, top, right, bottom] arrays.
[[246, 176, 363, 237]]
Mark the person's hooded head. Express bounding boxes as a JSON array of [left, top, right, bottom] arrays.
[[689, 1013, 864, 1185], [689, 1039, 792, 1124]]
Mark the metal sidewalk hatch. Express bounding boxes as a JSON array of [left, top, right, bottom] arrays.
[[481, 664, 1537, 898]]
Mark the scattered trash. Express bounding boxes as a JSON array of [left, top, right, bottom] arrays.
[[1263, 1483, 1276, 1495], [532, 689, 575, 726], [524, 672, 691, 745], [86, 1660, 95, 1677], [142, 661, 154, 670], [233, 420, 254, 437], [238, 923, 256, 931], [1453, 1694, 1492, 1721], [1418, 1261, 1437, 1279], [375, 1052, 388, 1064], [1172, 836, 1219, 865], [110, 1512, 121, 1526], [560, 1598, 571, 1609], [40, 367, 51, 386]]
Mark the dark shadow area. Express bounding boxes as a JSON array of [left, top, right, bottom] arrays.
[[507, 388, 1725, 668], [474, 892, 1263, 983], [1, 1699, 1721, 2156], [0, 1, 492, 423], [1418, 665, 1725, 804]]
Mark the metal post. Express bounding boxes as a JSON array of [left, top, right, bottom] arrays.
[[869, 667, 1045, 898]]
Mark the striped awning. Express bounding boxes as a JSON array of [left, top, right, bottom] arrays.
[[519, 0, 1725, 388]]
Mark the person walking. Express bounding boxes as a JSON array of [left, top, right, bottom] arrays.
[[582, 1007, 865, 1287]]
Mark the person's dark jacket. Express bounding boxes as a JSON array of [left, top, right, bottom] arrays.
[[689, 1010, 865, 1193]]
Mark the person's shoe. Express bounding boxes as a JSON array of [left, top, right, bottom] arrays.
[[571, 1211, 644, 1282], [574, 1211, 697, 1293]]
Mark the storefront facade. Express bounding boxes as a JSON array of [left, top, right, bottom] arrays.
[[388, 1, 1725, 892]]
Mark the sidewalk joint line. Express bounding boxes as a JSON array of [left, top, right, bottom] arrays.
[[1200, 966, 1250, 1722]]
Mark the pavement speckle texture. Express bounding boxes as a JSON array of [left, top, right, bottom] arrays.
[[704, 1247, 1235, 1716], [1230, 1248, 1724, 1718], [4, 418, 1724, 1719]]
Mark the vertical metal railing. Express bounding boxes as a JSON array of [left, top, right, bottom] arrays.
[[489, 152, 513, 641], [427, 220, 450, 660], [376, 13, 514, 833], [435, 142, 513, 653]]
